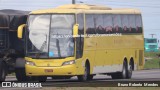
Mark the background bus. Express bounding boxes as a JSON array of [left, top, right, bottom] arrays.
[[17, 4, 144, 82], [144, 38, 159, 52]]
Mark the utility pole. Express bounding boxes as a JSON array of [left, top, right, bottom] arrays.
[[150, 34, 156, 38], [72, 0, 76, 4]]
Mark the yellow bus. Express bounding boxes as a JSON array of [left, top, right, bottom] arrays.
[[17, 4, 144, 82]]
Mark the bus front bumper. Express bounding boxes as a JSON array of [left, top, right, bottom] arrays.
[[25, 64, 77, 76]]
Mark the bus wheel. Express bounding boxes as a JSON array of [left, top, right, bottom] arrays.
[[88, 75, 94, 80], [15, 68, 30, 81], [111, 61, 127, 79], [0, 61, 7, 82], [38, 76, 47, 82], [30, 76, 38, 81], [126, 62, 133, 79], [121, 61, 127, 79], [77, 64, 89, 81], [15, 58, 30, 82]]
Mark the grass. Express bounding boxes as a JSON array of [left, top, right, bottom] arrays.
[[144, 51, 160, 69], [144, 51, 160, 58], [144, 58, 160, 69]]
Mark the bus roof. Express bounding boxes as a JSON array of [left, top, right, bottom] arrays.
[[30, 4, 141, 14], [56, 4, 112, 10], [145, 38, 157, 40]]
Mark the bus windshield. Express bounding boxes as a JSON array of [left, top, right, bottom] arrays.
[[26, 14, 75, 58], [146, 39, 157, 43]]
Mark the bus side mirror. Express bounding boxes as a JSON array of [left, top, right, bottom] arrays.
[[17, 24, 26, 39], [73, 24, 79, 37]]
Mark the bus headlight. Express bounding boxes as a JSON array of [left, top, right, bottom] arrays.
[[26, 61, 36, 66], [145, 48, 149, 50], [62, 60, 75, 66]]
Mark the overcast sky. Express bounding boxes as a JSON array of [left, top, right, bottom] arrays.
[[0, 0, 160, 39]]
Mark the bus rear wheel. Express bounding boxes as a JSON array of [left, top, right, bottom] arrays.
[[126, 62, 133, 79]]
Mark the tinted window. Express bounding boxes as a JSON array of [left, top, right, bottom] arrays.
[[76, 14, 84, 58], [146, 39, 157, 43], [121, 14, 129, 33], [86, 15, 95, 34], [135, 15, 142, 33], [85, 14, 142, 34], [113, 15, 122, 33], [128, 15, 136, 33], [77, 14, 84, 35], [103, 14, 113, 34], [94, 15, 105, 34]]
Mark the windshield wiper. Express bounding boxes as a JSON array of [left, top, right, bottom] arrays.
[[55, 32, 61, 57], [56, 38, 61, 57]]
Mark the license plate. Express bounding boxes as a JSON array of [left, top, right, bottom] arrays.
[[44, 69, 53, 73]]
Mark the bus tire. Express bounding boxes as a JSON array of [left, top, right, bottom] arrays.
[[77, 63, 89, 81], [15, 68, 30, 81], [88, 75, 94, 80], [0, 60, 7, 82], [126, 61, 133, 79], [38, 76, 47, 82], [111, 61, 127, 79], [15, 58, 30, 81], [121, 61, 127, 79], [30, 76, 38, 81]]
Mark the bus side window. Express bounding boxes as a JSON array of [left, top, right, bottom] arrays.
[[86, 15, 95, 34], [113, 14, 122, 33], [76, 14, 84, 58], [135, 15, 142, 33], [121, 14, 129, 33], [128, 14, 136, 33], [94, 14, 105, 34], [103, 14, 113, 34]]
